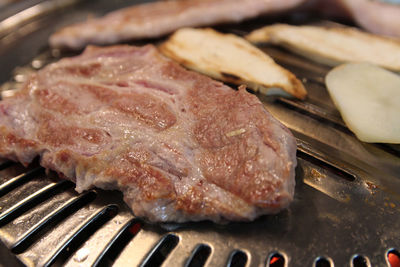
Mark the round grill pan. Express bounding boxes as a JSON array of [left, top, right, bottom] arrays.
[[0, 1, 399, 266]]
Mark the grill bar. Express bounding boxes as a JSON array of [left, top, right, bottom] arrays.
[[0, 167, 43, 198], [0, 180, 73, 227], [113, 229, 164, 266], [11, 191, 96, 254], [0, 0, 82, 39], [91, 219, 141, 267], [16, 193, 108, 266], [0, 164, 36, 185], [43, 204, 118, 267]]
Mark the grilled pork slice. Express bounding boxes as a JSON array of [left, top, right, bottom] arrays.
[[337, 0, 400, 38], [302, 0, 400, 38], [0, 45, 297, 223], [49, 0, 306, 50], [160, 28, 307, 99], [246, 24, 400, 72]]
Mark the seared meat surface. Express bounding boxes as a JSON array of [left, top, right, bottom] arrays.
[[0, 45, 297, 222], [49, 0, 306, 49]]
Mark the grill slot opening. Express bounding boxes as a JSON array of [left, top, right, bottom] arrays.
[[92, 219, 142, 267], [297, 150, 356, 182], [388, 249, 400, 267], [373, 144, 400, 158], [0, 167, 43, 198], [277, 97, 347, 128], [11, 191, 97, 254], [141, 234, 179, 267], [0, 180, 74, 227], [264, 46, 330, 80], [227, 250, 248, 267], [0, 161, 14, 171], [267, 252, 285, 267], [276, 97, 351, 135], [44, 204, 118, 267], [314, 257, 332, 267], [351, 255, 370, 267], [185, 244, 212, 267]]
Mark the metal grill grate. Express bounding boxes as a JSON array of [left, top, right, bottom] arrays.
[[0, 0, 399, 266]]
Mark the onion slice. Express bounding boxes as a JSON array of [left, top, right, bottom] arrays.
[[325, 62, 400, 143]]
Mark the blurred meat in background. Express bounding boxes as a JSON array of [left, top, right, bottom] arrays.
[[0, 0, 22, 6], [309, 0, 400, 38], [1, 0, 400, 41]]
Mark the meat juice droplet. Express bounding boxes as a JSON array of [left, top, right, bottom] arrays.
[[73, 247, 90, 262]]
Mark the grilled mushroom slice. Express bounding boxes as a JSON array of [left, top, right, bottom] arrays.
[[160, 27, 306, 99], [246, 24, 400, 72]]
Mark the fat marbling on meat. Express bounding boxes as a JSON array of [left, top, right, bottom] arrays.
[[0, 45, 297, 223]]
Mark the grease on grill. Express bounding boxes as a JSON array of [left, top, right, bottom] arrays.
[[384, 202, 396, 209], [310, 168, 326, 181], [365, 181, 378, 195], [297, 150, 356, 182]]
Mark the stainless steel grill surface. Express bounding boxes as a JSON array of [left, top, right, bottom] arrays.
[[0, 0, 399, 266]]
